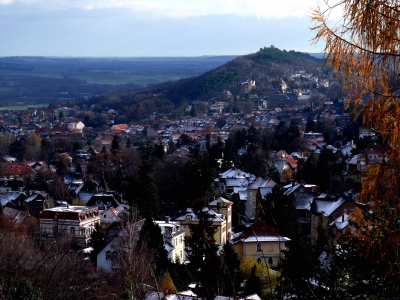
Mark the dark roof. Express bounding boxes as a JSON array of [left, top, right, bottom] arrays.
[[230, 220, 289, 244], [86, 194, 120, 208]]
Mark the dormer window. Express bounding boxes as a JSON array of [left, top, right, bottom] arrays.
[[186, 215, 192, 221]]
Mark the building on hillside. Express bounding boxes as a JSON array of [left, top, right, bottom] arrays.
[[97, 220, 145, 272], [230, 220, 290, 266], [39, 205, 100, 248], [310, 192, 358, 244], [3, 207, 38, 232], [176, 207, 227, 246], [86, 193, 120, 211], [217, 167, 255, 197], [363, 145, 391, 165], [22, 191, 52, 218], [209, 197, 233, 240], [100, 207, 122, 229], [155, 217, 186, 263], [246, 177, 277, 220]]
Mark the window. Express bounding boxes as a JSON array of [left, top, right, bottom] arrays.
[[350, 208, 354, 214], [257, 258, 262, 264], [257, 243, 262, 252], [81, 228, 86, 236], [106, 250, 112, 260], [268, 257, 273, 265], [180, 250, 182, 259], [344, 208, 348, 214], [186, 215, 192, 221], [180, 236, 182, 244], [70, 227, 75, 235], [112, 252, 119, 261]]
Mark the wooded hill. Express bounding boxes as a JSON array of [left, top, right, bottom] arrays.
[[84, 47, 324, 120]]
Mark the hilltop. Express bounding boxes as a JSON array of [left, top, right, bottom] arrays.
[[83, 47, 324, 120]]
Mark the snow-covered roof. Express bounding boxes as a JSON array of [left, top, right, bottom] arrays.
[[209, 197, 233, 207], [296, 197, 313, 210], [0, 192, 24, 206], [230, 220, 290, 245], [315, 197, 346, 217], [176, 207, 225, 222], [238, 190, 247, 201], [259, 187, 273, 198], [220, 167, 251, 179], [329, 214, 349, 230], [225, 178, 249, 187]]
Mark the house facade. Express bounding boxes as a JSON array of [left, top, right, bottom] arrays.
[[209, 197, 233, 240], [310, 193, 357, 244], [155, 217, 186, 263], [230, 220, 290, 266], [176, 207, 227, 246], [39, 205, 100, 248]]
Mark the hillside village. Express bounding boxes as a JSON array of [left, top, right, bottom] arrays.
[[0, 54, 389, 299]]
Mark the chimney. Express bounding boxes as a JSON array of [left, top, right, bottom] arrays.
[[165, 216, 170, 224], [342, 215, 345, 222]]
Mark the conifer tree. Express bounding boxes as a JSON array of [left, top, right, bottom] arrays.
[[134, 161, 160, 219], [138, 216, 168, 273], [244, 265, 262, 296], [89, 222, 105, 267], [111, 134, 120, 151], [219, 242, 244, 296], [259, 185, 299, 239]]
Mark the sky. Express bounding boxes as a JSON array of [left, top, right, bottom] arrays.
[[0, 0, 328, 57]]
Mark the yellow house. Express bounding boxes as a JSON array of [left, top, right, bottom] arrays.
[[230, 220, 290, 266], [176, 207, 227, 245]]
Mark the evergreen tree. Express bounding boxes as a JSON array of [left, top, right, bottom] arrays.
[[259, 185, 299, 239], [244, 265, 262, 296], [89, 222, 105, 267], [111, 135, 120, 151], [169, 263, 193, 291], [219, 242, 244, 296], [11, 177, 19, 191], [126, 138, 131, 149], [138, 216, 168, 273], [134, 161, 160, 218], [305, 117, 316, 133], [276, 234, 322, 299], [187, 206, 220, 298], [297, 151, 317, 184], [315, 146, 341, 193], [267, 165, 281, 184], [9, 140, 25, 162]]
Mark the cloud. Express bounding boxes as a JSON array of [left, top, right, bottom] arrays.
[[0, 0, 321, 19]]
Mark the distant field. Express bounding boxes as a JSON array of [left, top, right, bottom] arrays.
[[64, 72, 187, 85], [0, 56, 237, 103], [0, 104, 49, 111]]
